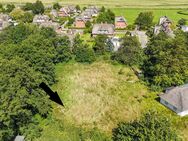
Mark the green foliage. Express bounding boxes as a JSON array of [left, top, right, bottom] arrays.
[[22, 12, 34, 23], [0, 24, 72, 140], [135, 11, 154, 30], [67, 17, 74, 26], [96, 9, 115, 24], [178, 18, 186, 26], [93, 35, 110, 55], [32, 0, 45, 14], [142, 31, 188, 88], [22, 2, 33, 11], [75, 5, 81, 11], [53, 3, 61, 10], [0, 57, 51, 141], [9, 8, 25, 20], [75, 45, 96, 63], [112, 111, 182, 141], [5, 4, 15, 13], [101, 6, 105, 12], [73, 35, 95, 63], [52, 36, 72, 63], [111, 35, 144, 66]]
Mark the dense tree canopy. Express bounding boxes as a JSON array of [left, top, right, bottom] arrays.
[[135, 11, 154, 30], [0, 24, 72, 140], [142, 31, 188, 88], [96, 9, 115, 24], [93, 35, 110, 55], [112, 111, 181, 141], [112, 35, 144, 66]]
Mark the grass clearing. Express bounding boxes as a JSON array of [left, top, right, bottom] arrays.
[[36, 60, 188, 141]]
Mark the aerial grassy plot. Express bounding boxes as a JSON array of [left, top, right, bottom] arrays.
[[1, 0, 188, 141], [36, 61, 188, 141]]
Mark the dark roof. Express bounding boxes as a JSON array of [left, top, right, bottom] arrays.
[[115, 16, 127, 22], [160, 84, 188, 112]]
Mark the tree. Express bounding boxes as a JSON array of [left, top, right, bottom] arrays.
[[135, 11, 154, 30], [9, 8, 25, 21], [0, 57, 51, 141], [96, 9, 115, 24], [75, 5, 81, 11], [32, 0, 44, 14], [101, 6, 105, 12], [142, 31, 188, 88], [178, 18, 186, 26], [111, 35, 144, 66], [75, 45, 96, 63], [53, 3, 61, 10], [93, 35, 110, 55], [5, 4, 15, 13], [22, 12, 34, 23], [22, 2, 33, 11], [112, 111, 182, 141], [52, 36, 72, 63]]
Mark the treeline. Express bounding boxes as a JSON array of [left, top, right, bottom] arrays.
[[0, 24, 72, 140]]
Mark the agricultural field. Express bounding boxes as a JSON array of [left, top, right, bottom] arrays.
[[112, 8, 188, 24], [1, 0, 188, 8], [36, 61, 188, 141]]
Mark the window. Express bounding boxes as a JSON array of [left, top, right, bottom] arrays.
[[164, 101, 168, 105]]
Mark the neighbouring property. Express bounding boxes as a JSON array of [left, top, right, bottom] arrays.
[[0, 13, 11, 31], [92, 23, 115, 37], [58, 5, 77, 17], [154, 16, 172, 35], [33, 14, 50, 25], [115, 16, 127, 29], [160, 84, 188, 117], [74, 16, 86, 28]]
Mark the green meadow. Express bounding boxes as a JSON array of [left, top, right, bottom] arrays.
[[1, 0, 188, 8], [36, 60, 188, 141], [112, 8, 188, 24]]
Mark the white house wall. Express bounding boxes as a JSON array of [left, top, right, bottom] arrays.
[[178, 110, 188, 117]]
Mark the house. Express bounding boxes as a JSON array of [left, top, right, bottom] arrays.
[[58, 5, 77, 17], [84, 6, 99, 17], [181, 25, 188, 32], [0, 13, 11, 30], [92, 23, 115, 37], [40, 21, 60, 31], [160, 84, 188, 117], [14, 135, 25, 141], [80, 11, 92, 21], [154, 16, 172, 35], [74, 16, 86, 28], [59, 7, 69, 17], [33, 15, 50, 25], [50, 9, 58, 18], [108, 37, 121, 51], [115, 16, 127, 29]]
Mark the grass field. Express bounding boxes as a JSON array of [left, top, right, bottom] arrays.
[[36, 60, 188, 141], [1, 0, 188, 8], [112, 8, 188, 24]]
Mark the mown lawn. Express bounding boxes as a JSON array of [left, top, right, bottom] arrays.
[[112, 8, 188, 25], [36, 60, 188, 141]]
